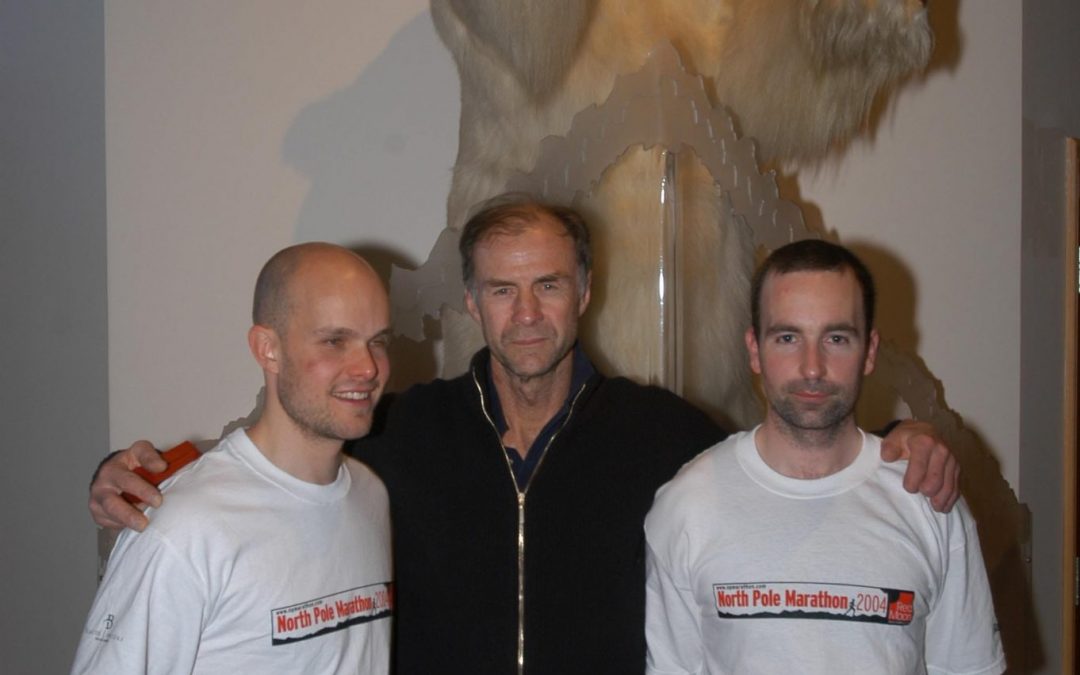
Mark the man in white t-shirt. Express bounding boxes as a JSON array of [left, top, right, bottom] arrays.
[[72, 244, 394, 674], [645, 240, 1005, 674]]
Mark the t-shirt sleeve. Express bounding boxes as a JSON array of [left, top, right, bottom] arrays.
[[924, 499, 1006, 675], [71, 527, 207, 674], [645, 518, 702, 675]]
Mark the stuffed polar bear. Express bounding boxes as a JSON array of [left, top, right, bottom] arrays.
[[415, 0, 932, 428]]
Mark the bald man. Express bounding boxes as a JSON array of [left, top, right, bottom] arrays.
[[72, 244, 394, 674]]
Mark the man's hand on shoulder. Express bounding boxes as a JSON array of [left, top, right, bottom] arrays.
[[89, 441, 167, 532], [880, 420, 960, 513]]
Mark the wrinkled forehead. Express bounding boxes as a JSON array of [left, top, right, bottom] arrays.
[[475, 219, 574, 261], [478, 209, 567, 242]]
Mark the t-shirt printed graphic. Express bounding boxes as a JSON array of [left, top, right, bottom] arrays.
[[273, 583, 394, 645], [713, 581, 913, 625]]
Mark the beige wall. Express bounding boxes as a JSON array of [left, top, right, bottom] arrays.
[[106, 0, 459, 447]]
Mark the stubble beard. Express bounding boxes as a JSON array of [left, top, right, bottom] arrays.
[[495, 345, 562, 384], [494, 326, 574, 385], [277, 362, 370, 443], [769, 379, 858, 448]]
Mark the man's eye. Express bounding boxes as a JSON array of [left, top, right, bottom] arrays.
[[828, 335, 850, 345], [776, 334, 795, 344], [324, 338, 343, 347]]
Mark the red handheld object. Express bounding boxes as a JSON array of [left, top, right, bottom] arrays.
[[121, 441, 202, 505]]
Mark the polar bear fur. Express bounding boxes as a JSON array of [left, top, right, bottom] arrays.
[[429, 0, 932, 427]]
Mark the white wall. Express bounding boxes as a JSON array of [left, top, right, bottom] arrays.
[[106, 0, 459, 446], [0, 3, 109, 673]]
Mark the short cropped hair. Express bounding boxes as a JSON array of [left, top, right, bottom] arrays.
[[458, 193, 592, 293], [252, 243, 346, 334], [253, 247, 302, 334], [750, 239, 876, 338]]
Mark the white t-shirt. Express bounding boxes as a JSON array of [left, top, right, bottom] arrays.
[[72, 429, 392, 674], [645, 428, 1004, 675]]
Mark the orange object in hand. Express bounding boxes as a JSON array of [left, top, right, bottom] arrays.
[[122, 441, 202, 505]]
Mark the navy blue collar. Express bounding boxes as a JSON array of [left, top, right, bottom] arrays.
[[483, 344, 595, 489]]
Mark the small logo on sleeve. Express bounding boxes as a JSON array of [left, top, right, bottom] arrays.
[[714, 582, 914, 625], [84, 613, 124, 643], [271, 582, 393, 645]]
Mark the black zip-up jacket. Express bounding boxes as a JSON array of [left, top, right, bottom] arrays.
[[350, 349, 727, 674]]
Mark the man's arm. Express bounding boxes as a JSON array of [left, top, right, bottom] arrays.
[[880, 420, 960, 513], [645, 540, 702, 675], [71, 527, 205, 673], [923, 500, 1006, 674], [89, 441, 168, 531]]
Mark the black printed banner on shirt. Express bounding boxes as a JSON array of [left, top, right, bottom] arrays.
[[713, 581, 914, 625]]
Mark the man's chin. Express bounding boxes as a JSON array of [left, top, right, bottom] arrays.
[[341, 417, 375, 440], [496, 351, 555, 378], [320, 417, 374, 442], [510, 359, 567, 383], [774, 401, 851, 432]]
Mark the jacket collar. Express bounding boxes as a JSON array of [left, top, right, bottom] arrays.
[[470, 344, 597, 437]]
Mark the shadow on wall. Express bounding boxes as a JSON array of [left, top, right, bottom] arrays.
[[280, 10, 458, 393], [810, 233, 1035, 674], [867, 348, 1036, 674]]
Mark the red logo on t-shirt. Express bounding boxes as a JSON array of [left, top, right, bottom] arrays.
[[887, 591, 914, 624]]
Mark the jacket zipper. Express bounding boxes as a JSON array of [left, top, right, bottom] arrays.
[[472, 369, 589, 675]]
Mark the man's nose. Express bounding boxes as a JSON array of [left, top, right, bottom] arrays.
[[513, 289, 541, 325], [800, 344, 824, 380], [346, 345, 379, 380]]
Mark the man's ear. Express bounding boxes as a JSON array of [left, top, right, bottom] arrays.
[[248, 325, 281, 374], [464, 288, 482, 324], [744, 327, 762, 374], [863, 328, 880, 376], [578, 271, 592, 316]]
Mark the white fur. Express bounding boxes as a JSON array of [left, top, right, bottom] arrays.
[[430, 0, 931, 426]]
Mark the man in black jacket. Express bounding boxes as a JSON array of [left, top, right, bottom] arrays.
[[91, 196, 959, 674], [352, 198, 727, 674]]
